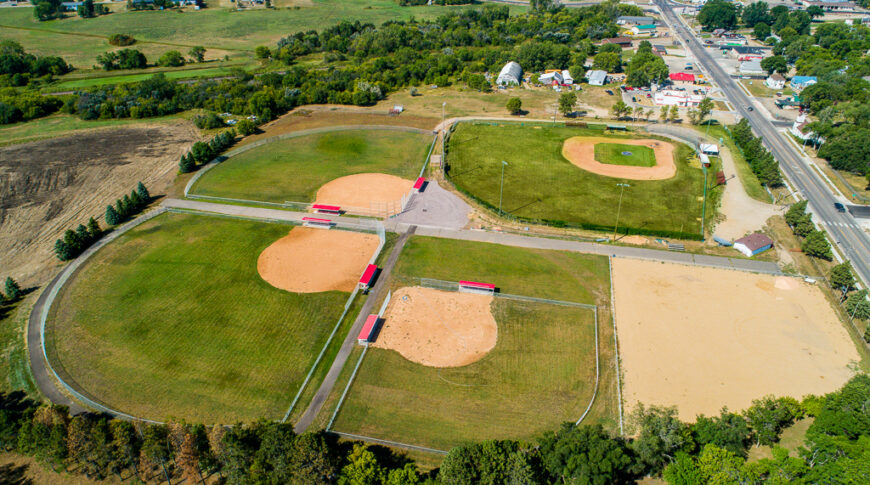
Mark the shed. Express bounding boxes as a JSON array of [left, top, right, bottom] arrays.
[[733, 233, 773, 257], [561, 70, 574, 85], [699, 153, 711, 167], [587, 70, 608, 86], [700, 143, 719, 155], [496, 61, 523, 86]]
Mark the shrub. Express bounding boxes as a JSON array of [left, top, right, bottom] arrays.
[[193, 112, 225, 130], [108, 34, 136, 46]]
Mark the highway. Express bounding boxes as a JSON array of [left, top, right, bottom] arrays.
[[654, 0, 870, 286]]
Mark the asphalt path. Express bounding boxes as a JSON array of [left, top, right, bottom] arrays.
[[655, 0, 870, 286]]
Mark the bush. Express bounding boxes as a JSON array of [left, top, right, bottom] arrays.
[[108, 34, 136, 46], [235, 119, 256, 136], [193, 112, 225, 130], [157, 51, 185, 67]]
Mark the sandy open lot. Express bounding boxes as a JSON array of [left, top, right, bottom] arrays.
[[562, 137, 676, 180], [612, 258, 859, 420], [257, 227, 379, 293], [315, 173, 414, 216], [373, 287, 497, 367]]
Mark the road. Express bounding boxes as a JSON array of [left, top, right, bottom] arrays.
[[655, 0, 870, 286]]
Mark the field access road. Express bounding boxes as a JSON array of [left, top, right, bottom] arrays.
[[655, 0, 870, 286], [163, 198, 783, 276]]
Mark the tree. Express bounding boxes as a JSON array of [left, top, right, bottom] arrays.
[[188, 46, 206, 63], [592, 52, 621, 73], [818, 128, 870, 175], [753, 22, 771, 41], [96, 52, 119, 71], [845, 290, 870, 320], [4, 278, 22, 301], [696, 97, 714, 125], [506, 97, 522, 115], [660, 105, 669, 123], [77, 0, 95, 18], [558, 92, 577, 117], [118, 49, 147, 70], [610, 100, 630, 119], [466, 74, 491, 92], [34, 0, 62, 21], [692, 410, 751, 457], [539, 423, 635, 484], [830, 262, 855, 297], [807, 5, 825, 18], [255, 46, 272, 59], [794, 213, 815, 237], [646, 109, 654, 121], [54, 239, 72, 262], [630, 404, 694, 475], [785, 200, 808, 227], [236, 119, 256, 136], [698, 0, 738, 31], [745, 396, 803, 446], [288, 432, 338, 484], [105, 205, 121, 226], [338, 444, 385, 485], [669, 105, 680, 122], [802, 230, 832, 260], [633, 105, 644, 121], [157, 51, 185, 67], [742, 2, 770, 28], [136, 182, 150, 202], [760, 55, 788, 74]]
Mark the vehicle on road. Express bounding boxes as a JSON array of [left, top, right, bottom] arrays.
[[746, 106, 753, 111], [835, 202, 846, 213]]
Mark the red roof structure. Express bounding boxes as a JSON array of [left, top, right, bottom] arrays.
[[302, 216, 332, 224], [669, 72, 695, 82], [601, 36, 633, 46], [312, 204, 341, 214], [358, 314, 379, 343], [459, 280, 496, 290], [359, 264, 377, 288], [413, 177, 425, 190]]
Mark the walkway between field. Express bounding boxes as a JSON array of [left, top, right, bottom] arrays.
[[294, 227, 417, 433]]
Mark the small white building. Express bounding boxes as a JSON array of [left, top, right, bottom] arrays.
[[587, 70, 608, 86], [700, 144, 719, 155], [496, 61, 523, 86], [653, 89, 704, 107], [561, 70, 574, 85], [765, 73, 786, 90], [734, 233, 773, 257], [539, 70, 564, 85], [790, 112, 824, 145], [739, 60, 765, 75]]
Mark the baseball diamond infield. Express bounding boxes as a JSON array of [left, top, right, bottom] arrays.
[[612, 258, 860, 421], [562, 137, 676, 180], [373, 286, 498, 367], [258, 226, 380, 293], [314, 173, 414, 215]]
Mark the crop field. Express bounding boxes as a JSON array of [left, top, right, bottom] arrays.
[[191, 129, 431, 203], [45, 212, 354, 423], [329, 236, 618, 450], [446, 122, 711, 237], [594, 142, 656, 167]]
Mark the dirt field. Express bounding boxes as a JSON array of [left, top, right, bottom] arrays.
[[315, 173, 414, 215], [562, 137, 677, 180], [0, 122, 199, 286], [373, 287, 497, 367], [257, 226, 379, 293], [612, 258, 860, 421]]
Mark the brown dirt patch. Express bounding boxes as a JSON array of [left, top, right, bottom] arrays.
[[0, 122, 199, 286], [315, 173, 414, 215], [561, 136, 677, 180], [612, 258, 860, 421], [257, 226, 379, 293], [373, 287, 498, 367]]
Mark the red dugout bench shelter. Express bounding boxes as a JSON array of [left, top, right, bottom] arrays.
[[359, 264, 377, 291], [413, 177, 426, 192], [458, 280, 496, 295], [358, 314, 380, 344], [312, 204, 342, 215], [302, 216, 333, 229]]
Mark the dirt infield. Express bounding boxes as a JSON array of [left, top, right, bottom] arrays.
[[257, 227, 379, 293], [315, 173, 414, 215], [373, 287, 498, 367], [612, 259, 859, 420], [561, 136, 677, 180]]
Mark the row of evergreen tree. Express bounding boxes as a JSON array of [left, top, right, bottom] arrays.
[[53, 183, 150, 262], [179, 129, 237, 173], [730, 119, 785, 188], [783, 199, 833, 260]]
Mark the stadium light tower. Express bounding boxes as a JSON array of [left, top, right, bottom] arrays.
[[499, 161, 508, 216], [441, 102, 447, 156], [613, 183, 631, 241]]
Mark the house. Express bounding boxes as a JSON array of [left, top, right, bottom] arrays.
[[790, 112, 824, 144], [765, 73, 786, 89], [561, 70, 574, 85], [729, 46, 766, 61], [600, 37, 633, 48], [539, 70, 564, 85], [700, 144, 719, 155], [653, 89, 705, 107], [739, 60, 765, 75], [790, 76, 817, 92], [653, 45, 667, 56], [733, 233, 773, 257], [61, 1, 83, 10], [669, 72, 695, 84], [496, 61, 523, 86], [617, 16, 657, 26], [630, 24, 658, 36], [587, 70, 608, 86]]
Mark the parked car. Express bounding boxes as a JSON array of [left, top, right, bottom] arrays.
[[605, 89, 614, 95]]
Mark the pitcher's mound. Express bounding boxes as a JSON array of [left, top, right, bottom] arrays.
[[562, 136, 677, 180], [315, 173, 414, 215], [374, 287, 498, 367], [257, 227, 379, 293]]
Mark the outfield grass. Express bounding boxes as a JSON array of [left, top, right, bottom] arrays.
[[330, 236, 612, 449], [594, 142, 656, 167], [446, 122, 709, 237], [191, 129, 432, 203], [46, 212, 357, 423]]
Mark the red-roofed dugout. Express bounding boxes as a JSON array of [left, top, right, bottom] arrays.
[[459, 280, 496, 290], [358, 314, 379, 344], [302, 217, 332, 223], [312, 204, 341, 214], [413, 177, 425, 191], [359, 264, 377, 289]]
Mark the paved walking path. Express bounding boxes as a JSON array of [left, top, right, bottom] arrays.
[[294, 227, 416, 433]]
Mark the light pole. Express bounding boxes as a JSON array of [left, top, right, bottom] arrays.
[[613, 183, 630, 241], [441, 102, 447, 156], [499, 161, 508, 216]]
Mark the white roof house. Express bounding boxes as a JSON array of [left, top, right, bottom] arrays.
[[587, 70, 608, 86], [496, 61, 523, 86], [765, 73, 785, 90], [561, 70, 574, 85]]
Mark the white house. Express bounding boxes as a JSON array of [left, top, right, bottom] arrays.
[[765, 73, 786, 90], [653, 89, 704, 107], [587, 70, 608, 86], [790, 112, 824, 144], [561, 70, 574, 85], [539, 70, 563, 85], [496, 61, 523, 86]]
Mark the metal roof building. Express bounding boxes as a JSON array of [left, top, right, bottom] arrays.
[[496, 61, 523, 86], [587, 70, 608, 86]]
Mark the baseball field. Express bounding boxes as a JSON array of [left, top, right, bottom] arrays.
[[328, 236, 618, 450], [446, 122, 714, 237], [190, 129, 432, 207], [45, 212, 379, 423]]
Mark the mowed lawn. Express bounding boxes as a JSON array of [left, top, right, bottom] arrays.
[[191, 129, 431, 203], [330, 236, 610, 449], [594, 142, 656, 167], [46, 212, 350, 423], [447, 122, 707, 236]]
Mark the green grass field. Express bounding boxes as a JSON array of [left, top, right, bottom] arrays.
[[446, 122, 711, 237], [191, 129, 432, 203], [46, 212, 357, 423], [594, 142, 656, 167], [330, 236, 614, 450]]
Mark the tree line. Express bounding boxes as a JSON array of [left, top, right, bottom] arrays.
[[179, 129, 237, 173], [730, 119, 785, 188], [783, 199, 834, 261], [1, 374, 868, 483]]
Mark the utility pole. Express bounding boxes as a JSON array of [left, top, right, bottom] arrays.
[[613, 183, 630, 241], [499, 161, 508, 216], [701, 162, 708, 236], [441, 101, 447, 156]]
